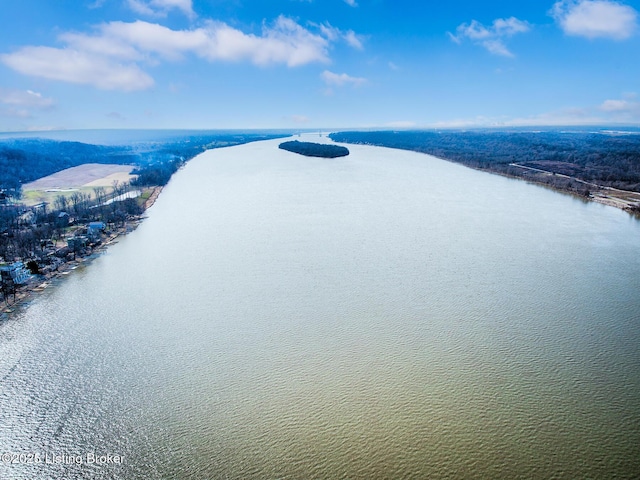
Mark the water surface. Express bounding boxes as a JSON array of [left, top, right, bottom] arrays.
[[1, 137, 639, 479]]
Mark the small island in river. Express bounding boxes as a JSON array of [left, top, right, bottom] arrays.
[[279, 140, 349, 158]]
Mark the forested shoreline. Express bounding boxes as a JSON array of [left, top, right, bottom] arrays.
[[0, 132, 289, 303], [0, 132, 289, 197], [330, 130, 640, 197]]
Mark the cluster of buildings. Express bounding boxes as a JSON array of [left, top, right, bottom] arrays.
[[0, 261, 31, 300], [65, 222, 106, 253], [1, 221, 107, 303]]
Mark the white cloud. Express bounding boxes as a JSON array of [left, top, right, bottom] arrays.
[[0, 88, 55, 109], [0, 47, 154, 91], [127, 0, 195, 18], [321, 70, 367, 87], [1, 17, 359, 91], [104, 17, 335, 66], [99, 21, 216, 61], [449, 17, 530, 57], [600, 99, 631, 111], [343, 30, 364, 49], [599, 97, 640, 120], [482, 39, 513, 57], [127, 0, 155, 16], [344, 0, 357, 6], [317, 23, 365, 50], [453, 20, 492, 41], [318, 23, 339, 42], [550, 1, 638, 39], [252, 16, 331, 66], [0, 88, 56, 119], [493, 17, 531, 36], [60, 30, 142, 61]]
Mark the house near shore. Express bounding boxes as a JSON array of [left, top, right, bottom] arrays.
[[87, 222, 106, 242], [0, 262, 31, 286], [57, 212, 70, 227], [31, 202, 48, 212], [67, 236, 88, 251], [88, 221, 105, 232]]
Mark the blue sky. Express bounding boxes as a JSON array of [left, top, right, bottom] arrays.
[[0, 0, 639, 131]]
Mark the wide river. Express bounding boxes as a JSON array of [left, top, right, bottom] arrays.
[[1, 137, 639, 479]]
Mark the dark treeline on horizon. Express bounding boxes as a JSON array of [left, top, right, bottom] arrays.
[[330, 130, 640, 192], [0, 132, 290, 196]]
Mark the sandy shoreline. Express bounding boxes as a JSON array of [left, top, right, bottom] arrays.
[[505, 162, 640, 213], [1, 186, 163, 316], [461, 163, 640, 216]]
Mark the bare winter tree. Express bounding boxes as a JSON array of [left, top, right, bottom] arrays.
[[54, 194, 70, 213], [93, 186, 107, 206]]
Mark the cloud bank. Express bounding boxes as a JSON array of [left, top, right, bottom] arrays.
[[321, 70, 367, 87], [551, 0, 638, 39], [600, 94, 640, 120], [1, 17, 362, 91], [0, 88, 55, 119]]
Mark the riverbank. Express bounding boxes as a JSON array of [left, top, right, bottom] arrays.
[[480, 164, 640, 215], [328, 130, 640, 216], [504, 162, 640, 213], [1, 186, 163, 315], [416, 154, 640, 215]]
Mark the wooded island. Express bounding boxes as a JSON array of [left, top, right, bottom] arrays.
[[279, 140, 349, 158]]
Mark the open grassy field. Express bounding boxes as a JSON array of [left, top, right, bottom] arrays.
[[23, 163, 135, 189], [21, 163, 136, 206]]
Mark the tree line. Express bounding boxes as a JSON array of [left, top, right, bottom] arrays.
[[0, 132, 291, 197], [329, 130, 640, 192]]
